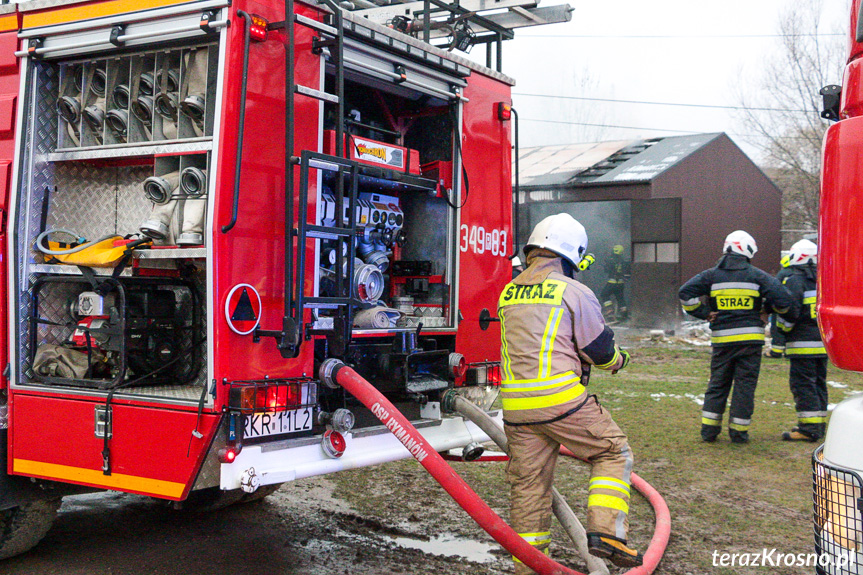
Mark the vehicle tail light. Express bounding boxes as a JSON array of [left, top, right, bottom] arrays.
[[249, 14, 269, 42], [463, 361, 502, 386], [813, 448, 863, 553], [228, 379, 313, 413], [497, 102, 512, 121], [487, 363, 501, 385], [218, 445, 242, 463]]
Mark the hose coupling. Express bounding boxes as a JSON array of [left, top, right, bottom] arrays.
[[319, 358, 346, 389], [440, 389, 459, 414]]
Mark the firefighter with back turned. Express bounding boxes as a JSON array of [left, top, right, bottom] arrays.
[[776, 239, 828, 442], [678, 230, 794, 443], [498, 213, 642, 572]]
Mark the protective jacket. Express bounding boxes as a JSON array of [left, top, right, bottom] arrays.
[[498, 250, 623, 425], [778, 264, 825, 357], [678, 254, 794, 346], [769, 265, 795, 354]]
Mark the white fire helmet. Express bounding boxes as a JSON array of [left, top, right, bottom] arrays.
[[525, 213, 588, 268], [723, 230, 758, 259], [788, 239, 817, 265]]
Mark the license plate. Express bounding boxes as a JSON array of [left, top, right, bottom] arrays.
[[244, 407, 313, 439], [243, 383, 315, 439]]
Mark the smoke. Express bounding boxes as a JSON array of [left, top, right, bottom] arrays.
[[521, 200, 631, 298]]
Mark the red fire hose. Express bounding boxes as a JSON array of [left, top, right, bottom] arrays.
[[323, 362, 671, 575]]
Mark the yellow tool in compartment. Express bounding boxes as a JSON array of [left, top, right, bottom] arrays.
[[37, 230, 152, 268]]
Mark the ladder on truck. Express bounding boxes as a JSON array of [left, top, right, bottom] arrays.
[[257, 0, 449, 358], [248, 0, 361, 358]]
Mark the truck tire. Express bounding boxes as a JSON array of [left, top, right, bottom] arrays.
[[0, 499, 61, 560], [240, 483, 283, 503]]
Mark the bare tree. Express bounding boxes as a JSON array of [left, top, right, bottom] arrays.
[[736, 0, 848, 244]]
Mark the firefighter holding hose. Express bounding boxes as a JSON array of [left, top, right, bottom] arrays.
[[498, 213, 642, 571]]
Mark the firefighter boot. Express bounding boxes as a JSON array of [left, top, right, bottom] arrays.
[[701, 424, 720, 443], [781, 427, 819, 442], [587, 533, 643, 568], [729, 429, 749, 444]]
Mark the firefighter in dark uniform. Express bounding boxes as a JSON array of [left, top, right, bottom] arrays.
[[601, 245, 629, 320], [499, 213, 642, 571], [766, 254, 793, 357], [678, 230, 794, 443], [777, 240, 828, 441]]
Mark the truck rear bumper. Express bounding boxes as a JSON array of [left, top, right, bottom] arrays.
[[219, 411, 502, 490]]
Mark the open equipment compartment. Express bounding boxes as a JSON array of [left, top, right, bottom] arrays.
[[13, 36, 219, 401]]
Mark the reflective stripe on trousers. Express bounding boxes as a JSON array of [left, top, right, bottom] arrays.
[[711, 326, 765, 345]]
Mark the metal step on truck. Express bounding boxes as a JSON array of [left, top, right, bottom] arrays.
[[0, 0, 570, 560]]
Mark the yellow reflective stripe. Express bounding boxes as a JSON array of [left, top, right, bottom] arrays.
[[590, 476, 631, 491], [799, 416, 828, 423], [711, 333, 765, 344], [710, 288, 760, 297], [595, 348, 621, 370], [546, 310, 563, 377], [502, 371, 577, 385], [514, 547, 549, 562], [518, 532, 551, 543], [589, 480, 631, 497], [729, 422, 749, 431], [682, 302, 701, 311], [803, 296, 817, 305], [701, 417, 722, 426], [588, 493, 629, 514], [501, 384, 586, 411], [786, 347, 826, 355], [538, 309, 562, 379], [501, 377, 580, 393], [500, 313, 514, 380]]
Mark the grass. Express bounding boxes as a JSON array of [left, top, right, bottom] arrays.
[[329, 341, 863, 574]]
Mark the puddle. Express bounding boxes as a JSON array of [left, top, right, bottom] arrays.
[[387, 533, 498, 563]]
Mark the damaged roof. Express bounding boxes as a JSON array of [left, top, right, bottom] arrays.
[[518, 133, 724, 188]]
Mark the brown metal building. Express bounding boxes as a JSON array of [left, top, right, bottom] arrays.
[[517, 133, 782, 328]]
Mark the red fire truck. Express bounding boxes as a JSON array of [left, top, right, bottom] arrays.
[[815, 0, 863, 571], [0, 0, 568, 558]]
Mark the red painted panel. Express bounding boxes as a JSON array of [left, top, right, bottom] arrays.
[[10, 394, 220, 500], [455, 73, 512, 364], [212, 0, 322, 390], [0, 31, 16, 70], [850, 0, 863, 62], [819, 118, 863, 371]]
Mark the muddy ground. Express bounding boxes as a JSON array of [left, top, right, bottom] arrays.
[[1, 474, 520, 575], [4, 334, 859, 574]]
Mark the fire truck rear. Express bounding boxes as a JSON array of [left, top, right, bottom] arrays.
[[0, 0, 539, 558], [815, 0, 863, 571]]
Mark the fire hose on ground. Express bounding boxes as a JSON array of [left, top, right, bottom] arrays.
[[320, 360, 671, 575]]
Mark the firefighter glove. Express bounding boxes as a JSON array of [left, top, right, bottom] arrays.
[[613, 349, 630, 374]]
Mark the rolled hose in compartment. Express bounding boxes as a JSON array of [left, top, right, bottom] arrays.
[[323, 361, 671, 575]]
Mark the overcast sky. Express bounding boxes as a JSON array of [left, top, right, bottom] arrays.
[[469, 0, 851, 161]]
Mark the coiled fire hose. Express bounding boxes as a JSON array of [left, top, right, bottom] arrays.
[[320, 361, 671, 575]]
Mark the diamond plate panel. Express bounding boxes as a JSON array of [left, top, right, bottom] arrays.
[[46, 163, 153, 239], [14, 46, 213, 404]]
